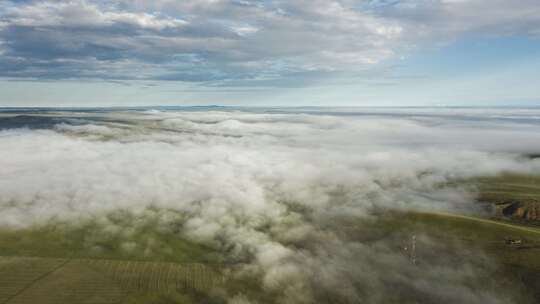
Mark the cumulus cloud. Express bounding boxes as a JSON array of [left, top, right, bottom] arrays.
[[1, 108, 540, 302], [1, 0, 538, 85]]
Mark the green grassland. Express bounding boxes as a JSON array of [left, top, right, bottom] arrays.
[[1, 211, 539, 303], [0, 257, 225, 304], [336, 211, 540, 303], [0, 174, 539, 303], [0, 212, 222, 264], [0, 223, 217, 264], [0, 216, 229, 304], [470, 174, 540, 224], [475, 174, 540, 201]]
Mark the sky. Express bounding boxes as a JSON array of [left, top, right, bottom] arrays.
[[0, 0, 539, 107]]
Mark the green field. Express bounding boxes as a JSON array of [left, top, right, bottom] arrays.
[[1, 211, 539, 303], [0, 212, 223, 264], [0, 174, 539, 303], [472, 174, 540, 224], [475, 174, 540, 201], [0, 257, 225, 304], [0, 214, 229, 304], [338, 211, 540, 303]]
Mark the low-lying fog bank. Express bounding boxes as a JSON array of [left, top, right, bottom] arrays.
[[1, 108, 540, 303]]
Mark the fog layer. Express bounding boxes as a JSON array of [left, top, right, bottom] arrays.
[[1, 108, 540, 303]]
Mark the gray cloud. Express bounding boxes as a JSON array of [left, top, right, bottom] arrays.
[[1, 0, 538, 85]]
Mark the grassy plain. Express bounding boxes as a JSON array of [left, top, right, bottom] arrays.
[[0, 174, 539, 303]]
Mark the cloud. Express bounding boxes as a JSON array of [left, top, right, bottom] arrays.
[[2, 0, 537, 85], [370, 0, 540, 41], [1, 108, 540, 302]]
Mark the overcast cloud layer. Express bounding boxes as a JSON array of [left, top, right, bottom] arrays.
[[1, 0, 539, 86], [1, 108, 540, 302]]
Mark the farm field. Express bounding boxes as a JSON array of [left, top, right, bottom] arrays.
[[0, 210, 539, 303], [0, 214, 223, 264], [338, 211, 540, 303], [0, 256, 224, 304], [0, 165, 539, 303]]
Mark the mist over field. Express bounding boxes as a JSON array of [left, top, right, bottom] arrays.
[[1, 107, 540, 303]]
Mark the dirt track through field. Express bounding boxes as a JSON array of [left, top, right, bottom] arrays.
[[421, 212, 540, 235]]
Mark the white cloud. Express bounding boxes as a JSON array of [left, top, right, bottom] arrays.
[[1, 0, 539, 83], [4, 1, 187, 29], [231, 25, 259, 36]]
